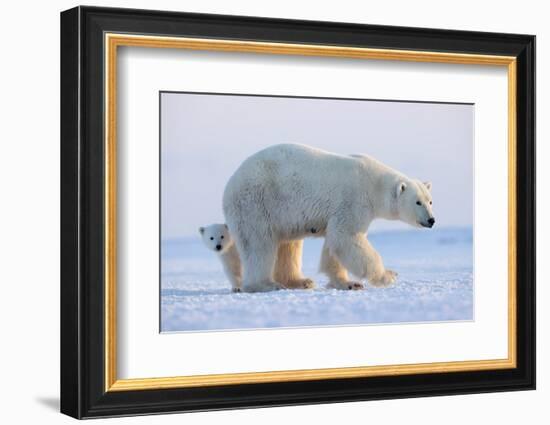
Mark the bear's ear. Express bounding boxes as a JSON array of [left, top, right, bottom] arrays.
[[396, 181, 407, 196], [199, 227, 205, 235], [423, 181, 432, 192]]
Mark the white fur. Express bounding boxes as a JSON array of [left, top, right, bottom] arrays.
[[223, 144, 434, 292], [199, 224, 242, 292], [199, 224, 315, 292]]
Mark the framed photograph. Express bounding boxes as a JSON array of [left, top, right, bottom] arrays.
[[60, 6, 535, 419]]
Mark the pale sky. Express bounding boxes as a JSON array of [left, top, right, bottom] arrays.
[[161, 92, 473, 239]]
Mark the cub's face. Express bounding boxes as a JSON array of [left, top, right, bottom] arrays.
[[396, 180, 435, 228], [199, 224, 233, 253]]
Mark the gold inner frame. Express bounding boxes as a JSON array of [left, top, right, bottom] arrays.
[[104, 33, 517, 392]]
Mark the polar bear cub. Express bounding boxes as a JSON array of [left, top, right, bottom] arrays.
[[199, 223, 242, 293]]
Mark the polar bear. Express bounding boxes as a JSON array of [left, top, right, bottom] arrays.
[[199, 223, 243, 292], [223, 144, 435, 293]]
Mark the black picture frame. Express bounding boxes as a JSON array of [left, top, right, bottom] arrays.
[[61, 5, 535, 419]]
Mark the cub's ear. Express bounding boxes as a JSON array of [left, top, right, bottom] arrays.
[[199, 227, 205, 235], [396, 181, 407, 196], [423, 181, 432, 191]]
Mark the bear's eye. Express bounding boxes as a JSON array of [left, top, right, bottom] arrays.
[[416, 201, 421, 206], [210, 237, 214, 240], [221, 235, 224, 239], [429, 201, 432, 205]]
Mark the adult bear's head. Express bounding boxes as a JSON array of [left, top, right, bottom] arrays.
[[395, 180, 435, 228]]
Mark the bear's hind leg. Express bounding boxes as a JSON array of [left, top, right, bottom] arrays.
[[237, 233, 281, 293], [220, 243, 243, 293], [274, 240, 315, 289]]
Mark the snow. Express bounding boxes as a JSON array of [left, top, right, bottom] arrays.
[[161, 227, 473, 332]]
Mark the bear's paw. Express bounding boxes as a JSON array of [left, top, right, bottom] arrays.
[[284, 278, 316, 290], [242, 280, 281, 293], [369, 269, 398, 287], [326, 281, 364, 290]]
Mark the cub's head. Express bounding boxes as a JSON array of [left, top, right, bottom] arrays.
[[199, 223, 233, 253], [395, 180, 435, 228]]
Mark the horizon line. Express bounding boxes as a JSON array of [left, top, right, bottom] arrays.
[[161, 225, 473, 244]]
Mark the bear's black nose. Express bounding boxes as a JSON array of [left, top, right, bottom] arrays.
[[428, 217, 435, 226], [216, 244, 222, 251]]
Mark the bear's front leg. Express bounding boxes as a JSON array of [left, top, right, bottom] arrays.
[[369, 268, 398, 287], [319, 240, 364, 290], [326, 227, 397, 287]]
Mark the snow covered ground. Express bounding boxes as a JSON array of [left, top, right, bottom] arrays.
[[161, 227, 473, 332]]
